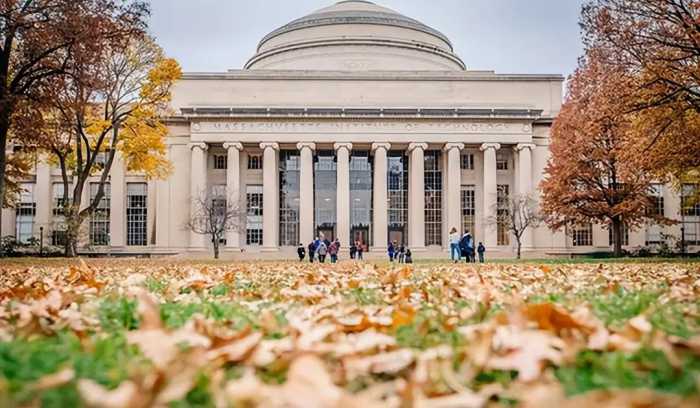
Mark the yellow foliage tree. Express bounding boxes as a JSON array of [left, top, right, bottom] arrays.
[[39, 37, 181, 256]]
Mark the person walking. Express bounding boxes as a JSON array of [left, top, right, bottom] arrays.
[[388, 241, 395, 262], [349, 241, 357, 260], [397, 244, 406, 263], [459, 231, 472, 263], [448, 227, 461, 263], [307, 241, 316, 263], [356, 240, 364, 260], [329, 240, 339, 263], [405, 248, 413, 264], [477, 242, 486, 263], [297, 243, 306, 261], [317, 241, 327, 263]]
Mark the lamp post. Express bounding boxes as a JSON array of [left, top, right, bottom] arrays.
[[39, 226, 44, 257]]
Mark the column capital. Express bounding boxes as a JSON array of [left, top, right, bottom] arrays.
[[223, 142, 243, 151], [188, 142, 208, 152], [371, 142, 391, 152], [479, 143, 501, 152], [333, 142, 353, 152], [443, 142, 465, 152], [296, 142, 316, 151], [260, 142, 279, 151], [515, 143, 536, 152], [407, 142, 428, 152]]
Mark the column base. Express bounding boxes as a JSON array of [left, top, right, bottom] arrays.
[[371, 246, 387, 253], [261, 246, 280, 252], [188, 246, 208, 252], [409, 246, 427, 252]]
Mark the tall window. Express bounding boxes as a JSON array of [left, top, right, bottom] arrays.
[[126, 183, 148, 246], [496, 153, 509, 171], [387, 152, 408, 245], [213, 154, 227, 170], [314, 151, 337, 239], [350, 152, 373, 247], [682, 184, 700, 245], [424, 150, 442, 245], [461, 185, 476, 235], [460, 153, 474, 170], [608, 224, 629, 247], [247, 154, 262, 170], [51, 183, 70, 246], [496, 184, 510, 246], [279, 151, 300, 246], [572, 223, 593, 246], [246, 185, 263, 245], [15, 183, 36, 243], [89, 183, 110, 246], [646, 184, 664, 244]]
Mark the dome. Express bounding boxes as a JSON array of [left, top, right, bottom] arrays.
[[245, 0, 466, 71]]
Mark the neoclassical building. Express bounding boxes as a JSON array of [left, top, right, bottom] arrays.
[[3, 0, 698, 257]]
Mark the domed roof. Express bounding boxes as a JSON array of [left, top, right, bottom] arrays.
[[245, 0, 466, 71]]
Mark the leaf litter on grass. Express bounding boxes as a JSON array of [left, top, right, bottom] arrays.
[[0, 260, 698, 407]]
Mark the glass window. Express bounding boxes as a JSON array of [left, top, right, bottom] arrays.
[[89, 182, 110, 246], [387, 152, 408, 245], [572, 223, 593, 246], [314, 151, 337, 239], [213, 154, 227, 170], [461, 185, 476, 235], [279, 151, 300, 246], [52, 183, 72, 216], [126, 183, 147, 246], [15, 183, 36, 243], [496, 153, 509, 171], [496, 184, 510, 245], [460, 153, 474, 170], [247, 154, 262, 170], [246, 185, 263, 245], [682, 184, 700, 245], [424, 150, 442, 246], [350, 152, 373, 247], [647, 184, 664, 216]]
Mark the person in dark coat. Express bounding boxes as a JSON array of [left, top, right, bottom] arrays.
[[297, 243, 306, 261], [404, 248, 413, 264], [356, 240, 364, 260], [477, 242, 486, 263], [388, 241, 395, 262], [307, 241, 316, 263], [459, 231, 474, 263]]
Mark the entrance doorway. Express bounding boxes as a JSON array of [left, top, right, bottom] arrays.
[[317, 227, 335, 242], [351, 227, 369, 252], [388, 227, 406, 247]]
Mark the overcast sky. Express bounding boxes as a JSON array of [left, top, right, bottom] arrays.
[[149, 0, 584, 78]]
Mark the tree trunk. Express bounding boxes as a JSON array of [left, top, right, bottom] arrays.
[[516, 236, 522, 260], [64, 208, 82, 257], [213, 239, 220, 259], [0, 107, 10, 257], [612, 217, 623, 257]]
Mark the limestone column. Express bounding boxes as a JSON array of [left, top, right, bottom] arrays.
[[408, 142, 428, 250], [297, 142, 316, 245], [481, 143, 501, 248], [260, 142, 279, 251], [444, 143, 464, 236], [371, 143, 390, 251], [516, 143, 535, 250], [224, 142, 243, 249], [189, 142, 208, 250], [335, 143, 352, 246], [109, 150, 126, 248], [34, 156, 52, 241]]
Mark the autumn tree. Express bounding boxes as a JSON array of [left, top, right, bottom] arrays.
[[487, 194, 543, 259], [581, 0, 700, 185], [0, 0, 149, 240], [186, 191, 245, 259], [39, 38, 180, 256], [541, 49, 667, 257]]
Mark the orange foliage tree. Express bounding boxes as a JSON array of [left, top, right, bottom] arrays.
[[582, 0, 700, 185], [541, 49, 667, 256]]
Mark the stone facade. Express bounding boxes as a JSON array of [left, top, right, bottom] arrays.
[[3, 0, 698, 258]]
